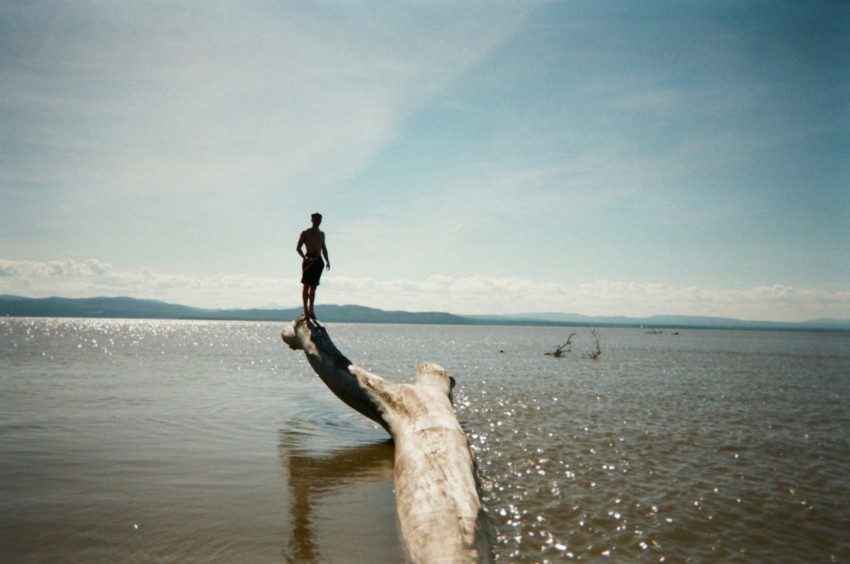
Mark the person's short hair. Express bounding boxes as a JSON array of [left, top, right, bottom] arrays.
[[311, 212, 322, 220]]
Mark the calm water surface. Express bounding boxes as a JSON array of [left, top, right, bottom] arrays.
[[1, 318, 848, 562]]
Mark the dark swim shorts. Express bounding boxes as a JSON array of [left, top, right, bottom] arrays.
[[301, 254, 324, 286]]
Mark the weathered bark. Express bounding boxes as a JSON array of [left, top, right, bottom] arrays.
[[282, 316, 491, 563]]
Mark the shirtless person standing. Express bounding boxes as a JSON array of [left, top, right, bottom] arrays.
[[296, 212, 330, 319]]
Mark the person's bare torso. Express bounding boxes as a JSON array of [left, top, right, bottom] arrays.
[[301, 228, 324, 255]]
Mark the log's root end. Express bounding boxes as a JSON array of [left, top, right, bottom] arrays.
[[281, 321, 303, 351]]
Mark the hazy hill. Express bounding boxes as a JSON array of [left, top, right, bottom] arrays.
[[494, 312, 850, 331], [0, 296, 466, 325], [1, 295, 848, 332]]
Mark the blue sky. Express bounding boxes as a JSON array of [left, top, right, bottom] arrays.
[[1, 1, 848, 321]]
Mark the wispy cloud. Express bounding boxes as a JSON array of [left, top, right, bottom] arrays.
[[0, 2, 532, 256], [2, 3, 529, 186]]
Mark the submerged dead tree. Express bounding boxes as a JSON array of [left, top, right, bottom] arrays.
[[281, 315, 491, 563], [544, 333, 576, 357], [545, 331, 602, 360], [588, 330, 601, 360]]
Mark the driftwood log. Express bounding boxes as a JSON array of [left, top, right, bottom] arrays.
[[281, 315, 491, 563]]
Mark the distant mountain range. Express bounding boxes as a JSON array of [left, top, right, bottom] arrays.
[[0, 295, 467, 325], [1, 295, 848, 332]]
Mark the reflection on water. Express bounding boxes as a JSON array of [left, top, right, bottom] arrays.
[[280, 420, 399, 562]]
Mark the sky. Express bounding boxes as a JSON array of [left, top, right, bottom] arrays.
[[1, 1, 848, 322]]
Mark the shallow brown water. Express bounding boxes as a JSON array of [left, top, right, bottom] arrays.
[[1, 319, 848, 561]]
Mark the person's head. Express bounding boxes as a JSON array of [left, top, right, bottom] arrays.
[[311, 212, 322, 226]]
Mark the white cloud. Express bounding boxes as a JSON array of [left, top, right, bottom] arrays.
[[0, 259, 295, 309], [5, 259, 845, 322]]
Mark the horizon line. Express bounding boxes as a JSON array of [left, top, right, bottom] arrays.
[[1, 294, 848, 330]]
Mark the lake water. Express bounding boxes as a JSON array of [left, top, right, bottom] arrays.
[[1, 318, 848, 562]]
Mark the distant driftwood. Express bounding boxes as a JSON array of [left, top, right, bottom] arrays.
[[544, 332, 576, 357], [281, 315, 491, 563], [545, 330, 602, 360]]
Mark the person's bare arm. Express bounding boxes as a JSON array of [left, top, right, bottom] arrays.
[[296, 232, 306, 259]]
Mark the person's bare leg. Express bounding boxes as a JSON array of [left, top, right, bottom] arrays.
[[307, 286, 317, 319], [302, 285, 310, 317]]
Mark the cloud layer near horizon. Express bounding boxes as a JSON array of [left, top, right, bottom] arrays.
[[2, 259, 847, 322]]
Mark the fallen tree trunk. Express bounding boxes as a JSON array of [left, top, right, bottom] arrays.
[[281, 316, 491, 563]]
